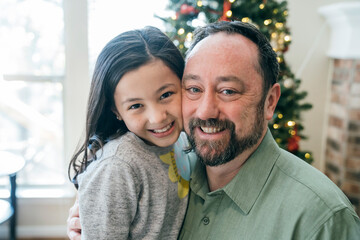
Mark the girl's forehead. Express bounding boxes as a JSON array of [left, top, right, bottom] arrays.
[[114, 60, 181, 101]]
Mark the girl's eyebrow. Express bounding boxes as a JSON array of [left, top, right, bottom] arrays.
[[156, 83, 177, 94], [121, 97, 142, 105]]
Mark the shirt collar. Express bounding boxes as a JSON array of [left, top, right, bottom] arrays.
[[190, 129, 281, 214]]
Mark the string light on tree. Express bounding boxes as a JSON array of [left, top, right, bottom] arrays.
[[177, 28, 185, 35], [242, 17, 250, 23], [264, 19, 272, 25], [284, 35, 291, 42], [186, 32, 193, 41], [226, 10, 232, 18], [287, 120, 296, 127], [275, 22, 284, 29]]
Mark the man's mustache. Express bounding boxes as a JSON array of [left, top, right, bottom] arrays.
[[188, 118, 235, 131]]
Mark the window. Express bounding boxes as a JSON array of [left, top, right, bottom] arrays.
[[0, 0, 65, 188]]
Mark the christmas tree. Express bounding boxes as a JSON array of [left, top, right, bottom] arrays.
[[158, 0, 313, 164]]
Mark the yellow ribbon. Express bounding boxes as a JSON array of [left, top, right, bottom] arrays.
[[159, 150, 189, 199]]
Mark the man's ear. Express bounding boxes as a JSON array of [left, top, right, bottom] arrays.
[[264, 83, 281, 121]]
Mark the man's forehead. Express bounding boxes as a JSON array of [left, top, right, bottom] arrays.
[[183, 32, 262, 88], [186, 32, 257, 61]]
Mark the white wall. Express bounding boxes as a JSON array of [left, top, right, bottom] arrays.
[[285, 0, 359, 170]]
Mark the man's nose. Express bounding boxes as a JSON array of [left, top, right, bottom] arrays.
[[196, 91, 220, 120]]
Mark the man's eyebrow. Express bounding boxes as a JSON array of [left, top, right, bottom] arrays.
[[182, 74, 245, 90], [216, 75, 242, 83], [182, 74, 200, 81], [216, 76, 246, 91]]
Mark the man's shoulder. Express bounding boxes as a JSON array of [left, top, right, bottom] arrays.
[[273, 149, 354, 213], [261, 149, 359, 238]]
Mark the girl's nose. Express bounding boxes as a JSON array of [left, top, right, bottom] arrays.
[[148, 105, 167, 124]]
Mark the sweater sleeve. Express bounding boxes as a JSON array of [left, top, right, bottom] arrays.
[[78, 157, 140, 240]]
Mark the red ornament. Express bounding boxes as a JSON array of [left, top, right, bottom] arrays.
[[220, 0, 232, 21], [287, 135, 300, 152], [282, 45, 289, 53], [180, 4, 199, 15], [287, 126, 300, 153]]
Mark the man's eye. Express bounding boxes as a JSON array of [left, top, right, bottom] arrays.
[[187, 87, 201, 93], [129, 103, 142, 110], [221, 89, 236, 95], [160, 91, 174, 100]]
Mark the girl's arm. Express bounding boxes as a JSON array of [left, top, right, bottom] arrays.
[[78, 158, 139, 239]]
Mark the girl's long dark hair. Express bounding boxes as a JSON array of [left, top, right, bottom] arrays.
[[68, 26, 184, 187]]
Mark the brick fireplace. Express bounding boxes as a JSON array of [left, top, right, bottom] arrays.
[[320, 2, 360, 215]]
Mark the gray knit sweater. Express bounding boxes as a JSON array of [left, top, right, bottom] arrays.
[[78, 132, 189, 239]]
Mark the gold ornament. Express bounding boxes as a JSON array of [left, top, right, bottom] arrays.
[[284, 78, 295, 88]]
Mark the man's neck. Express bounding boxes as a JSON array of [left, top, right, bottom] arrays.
[[205, 131, 267, 192]]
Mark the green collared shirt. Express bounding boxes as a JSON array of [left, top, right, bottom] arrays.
[[179, 130, 360, 240]]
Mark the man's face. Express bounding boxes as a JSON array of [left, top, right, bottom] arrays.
[[182, 33, 268, 166]]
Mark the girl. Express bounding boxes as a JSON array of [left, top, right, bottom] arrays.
[[68, 26, 190, 239]]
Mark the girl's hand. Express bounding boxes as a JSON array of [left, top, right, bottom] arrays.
[[67, 198, 82, 240]]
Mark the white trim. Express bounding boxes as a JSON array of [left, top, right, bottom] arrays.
[[318, 2, 360, 59], [0, 225, 67, 238]]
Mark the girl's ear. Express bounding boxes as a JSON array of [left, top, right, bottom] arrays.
[[111, 108, 122, 121]]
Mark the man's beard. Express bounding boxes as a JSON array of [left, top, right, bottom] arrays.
[[187, 102, 265, 167]]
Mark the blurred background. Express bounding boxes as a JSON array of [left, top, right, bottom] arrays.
[[0, 0, 359, 239]]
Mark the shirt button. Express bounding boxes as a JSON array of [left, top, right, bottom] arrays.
[[202, 217, 210, 225]]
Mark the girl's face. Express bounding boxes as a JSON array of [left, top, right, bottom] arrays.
[[113, 59, 183, 147]]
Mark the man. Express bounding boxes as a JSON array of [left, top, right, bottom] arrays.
[[68, 21, 360, 239]]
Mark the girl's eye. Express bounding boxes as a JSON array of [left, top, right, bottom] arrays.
[[129, 103, 142, 110], [160, 91, 174, 100]]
